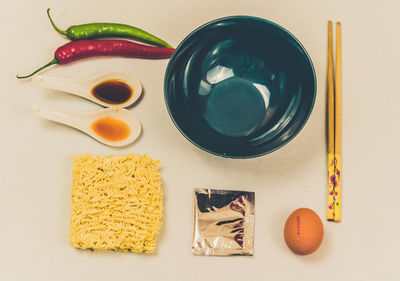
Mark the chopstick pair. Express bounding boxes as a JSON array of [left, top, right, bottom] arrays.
[[327, 21, 342, 222]]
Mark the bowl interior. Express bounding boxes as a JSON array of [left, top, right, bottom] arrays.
[[164, 17, 316, 158]]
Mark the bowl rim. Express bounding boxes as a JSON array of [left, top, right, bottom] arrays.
[[164, 15, 317, 159]]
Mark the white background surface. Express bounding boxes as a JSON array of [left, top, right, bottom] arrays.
[[1, 0, 399, 280]]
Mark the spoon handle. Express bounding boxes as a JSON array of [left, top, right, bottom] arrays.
[[32, 75, 86, 98], [31, 104, 85, 130]]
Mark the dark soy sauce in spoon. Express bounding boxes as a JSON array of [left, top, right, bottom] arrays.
[[92, 79, 133, 104]]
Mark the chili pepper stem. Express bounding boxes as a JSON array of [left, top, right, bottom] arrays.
[[47, 8, 67, 35], [16, 58, 58, 79]]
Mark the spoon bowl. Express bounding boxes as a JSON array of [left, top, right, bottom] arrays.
[[31, 104, 141, 147], [32, 71, 143, 108]]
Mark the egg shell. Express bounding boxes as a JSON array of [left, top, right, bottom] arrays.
[[284, 208, 324, 255]]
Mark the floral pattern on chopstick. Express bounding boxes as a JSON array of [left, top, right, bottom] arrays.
[[328, 157, 341, 217]]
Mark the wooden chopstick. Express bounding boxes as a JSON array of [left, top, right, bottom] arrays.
[[327, 21, 342, 222], [335, 23, 342, 157], [327, 21, 335, 157]]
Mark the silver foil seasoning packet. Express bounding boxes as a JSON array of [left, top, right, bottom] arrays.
[[192, 188, 255, 256]]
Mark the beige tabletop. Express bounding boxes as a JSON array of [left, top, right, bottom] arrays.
[[1, 0, 399, 280]]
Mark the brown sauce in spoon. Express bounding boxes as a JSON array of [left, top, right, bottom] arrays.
[[91, 79, 133, 104], [91, 116, 131, 142]]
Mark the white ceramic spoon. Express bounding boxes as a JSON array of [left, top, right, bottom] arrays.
[[32, 71, 143, 108], [31, 104, 141, 147]]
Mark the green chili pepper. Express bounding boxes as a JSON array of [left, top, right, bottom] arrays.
[[47, 9, 173, 48]]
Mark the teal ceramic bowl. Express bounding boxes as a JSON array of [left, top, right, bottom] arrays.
[[164, 16, 316, 158]]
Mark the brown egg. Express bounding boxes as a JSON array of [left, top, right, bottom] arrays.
[[284, 208, 324, 255]]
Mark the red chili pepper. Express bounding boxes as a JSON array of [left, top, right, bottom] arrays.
[[17, 40, 175, 79]]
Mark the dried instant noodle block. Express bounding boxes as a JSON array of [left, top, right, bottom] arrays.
[[70, 153, 163, 253]]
